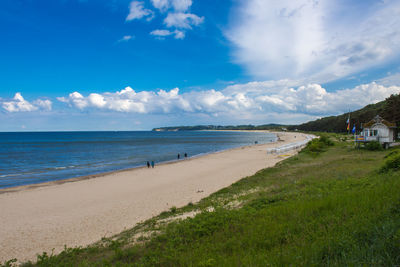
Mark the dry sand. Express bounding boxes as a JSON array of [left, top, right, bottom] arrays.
[[0, 132, 311, 263]]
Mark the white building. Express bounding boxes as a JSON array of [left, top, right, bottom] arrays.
[[356, 115, 396, 148]]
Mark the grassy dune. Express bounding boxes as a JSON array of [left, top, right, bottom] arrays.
[[4, 135, 400, 266]]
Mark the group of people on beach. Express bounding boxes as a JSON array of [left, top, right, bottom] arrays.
[[146, 161, 154, 168], [177, 153, 188, 160], [146, 153, 188, 168]]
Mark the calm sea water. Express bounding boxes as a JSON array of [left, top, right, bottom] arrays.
[[0, 131, 276, 189]]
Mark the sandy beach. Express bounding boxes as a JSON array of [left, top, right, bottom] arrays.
[[0, 132, 311, 263]]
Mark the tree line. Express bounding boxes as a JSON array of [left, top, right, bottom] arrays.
[[287, 94, 400, 133]]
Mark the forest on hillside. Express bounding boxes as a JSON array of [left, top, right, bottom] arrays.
[[287, 94, 400, 133]]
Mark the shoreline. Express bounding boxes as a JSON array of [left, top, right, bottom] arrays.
[[0, 132, 311, 263], [0, 133, 277, 194]]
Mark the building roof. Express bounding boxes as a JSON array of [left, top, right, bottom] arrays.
[[363, 115, 396, 128]]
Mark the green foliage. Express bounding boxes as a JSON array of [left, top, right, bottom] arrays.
[[0, 259, 17, 267], [385, 149, 400, 159], [365, 141, 383, 151], [319, 135, 335, 146], [302, 136, 334, 154], [380, 152, 400, 173], [303, 139, 326, 153], [169, 206, 177, 213]]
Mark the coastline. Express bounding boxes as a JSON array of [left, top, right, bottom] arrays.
[[0, 130, 276, 194], [0, 131, 312, 263]]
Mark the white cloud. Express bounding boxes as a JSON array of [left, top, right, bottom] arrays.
[[1, 93, 52, 112], [173, 30, 185, 39], [377, 72, 400, 87], [151, 0, 170, 11], [118, 35, 134, 42], [57, 92, 88, 109], [150, 29, 173, 37], [226, 0, 400, 82], [222, 81, 400, 116], [34, 99, 52, 111], [151, 0, 192, 12], [126, 1, 154, 21], [171, 0, 192, 12], [88, 93, 106, 108], [57, 81, 400, 119], [164, 12, 203, 29], [128, 0, 200, 39], [150, 29, 185, 39]]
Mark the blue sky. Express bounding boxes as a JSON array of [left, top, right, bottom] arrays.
[[1, 0, 400, 131]]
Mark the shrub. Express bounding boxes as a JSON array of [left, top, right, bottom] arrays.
[[365, 141, 383, 151], [319, 135, 335, 146], [303, 139, 325, 153], [380, 153, 400, 173], [302, 136, 334, 154]]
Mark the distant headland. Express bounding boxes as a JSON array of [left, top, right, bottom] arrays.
[[152, 124, 285, 132]]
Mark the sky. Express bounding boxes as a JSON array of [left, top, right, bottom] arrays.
[[1, 0, 400, 131]]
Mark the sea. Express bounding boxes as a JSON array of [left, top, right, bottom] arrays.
[[0, 131, 277, 189]]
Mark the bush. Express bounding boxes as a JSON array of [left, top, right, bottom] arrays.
[[365, 141, 383, 151], [302, 136, 334, 154], [319, 135, 335, 146], [380, 153, 400, 173], [303, 139, 325, 153]]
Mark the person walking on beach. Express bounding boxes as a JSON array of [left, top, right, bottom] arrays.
[[177, 153, 180, 160], [151, 161, 154, 168], [146, 161, 150, 168], [184, 153, 187, 158]]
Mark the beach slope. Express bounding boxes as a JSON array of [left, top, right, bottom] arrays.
[[0, 132, 309, 262]]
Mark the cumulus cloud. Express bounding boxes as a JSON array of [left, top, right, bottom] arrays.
[[151, 0, 192, 12], [164, 12, 203, 29], [151, 0, 169, 11], [171, 0, 192, 12], [127, 0, 201, 39], [1, 93, 52, 112], [226, 0, 400, 81], [57, 92, 88, 109], [56, 81, 400, 119], [223, 81, 400, 115], [126, 1, 154, 21], [150, 29, 185, 39], [34, 99, 52, 111]]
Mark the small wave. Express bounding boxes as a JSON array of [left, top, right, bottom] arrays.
[[54, 167, 67, 170], [0, 174, 21, 178]]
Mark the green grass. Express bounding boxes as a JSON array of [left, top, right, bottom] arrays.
[[5, 135, 400, 266]]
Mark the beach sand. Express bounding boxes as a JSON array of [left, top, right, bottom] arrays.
[[0, 132, 311, 263]]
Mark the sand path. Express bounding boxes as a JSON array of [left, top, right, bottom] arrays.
[[0, 132, 311, 263]]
